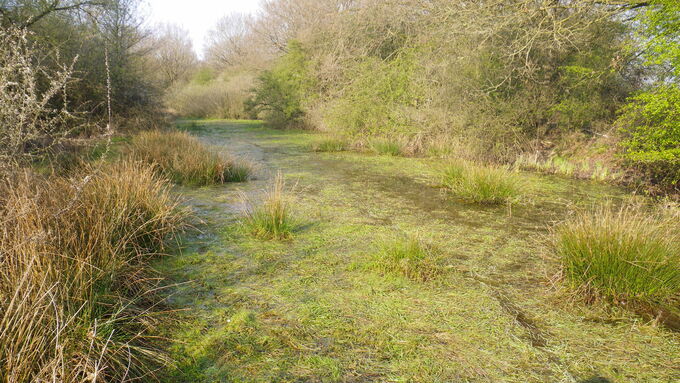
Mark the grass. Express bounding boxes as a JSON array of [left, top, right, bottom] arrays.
[[310, 136, 348, 152], [515, 153, 620, 182], [160, 121, 680, 383], [441, 161, 525, 204], [130, 130, 252, 186], [555, 205, 680, 303], [0, 159, 185, 382], [242, 173, 294, 240], [369, 138, 404, 156], [368, 236, 445, 282]]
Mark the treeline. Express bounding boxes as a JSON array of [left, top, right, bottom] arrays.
[[0, 0, 197, 169], [178, 0, 678, 193]]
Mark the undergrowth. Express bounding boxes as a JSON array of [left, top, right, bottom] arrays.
[[310, 137, 348, 152], [369, 138, 405, 156]]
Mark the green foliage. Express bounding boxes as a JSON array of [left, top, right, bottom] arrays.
[[619, 85, 680, 188], [192, 67, 217, 85], [441, 161, 525, 205], [369, 236, 444, 282], [325, 49, 424, 137], [637, 0, 680, 80], [555, 206, 680, 303], [617, 1, 680, 190], [247, 41, 314, 128]]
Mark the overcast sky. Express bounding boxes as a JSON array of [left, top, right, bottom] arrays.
[[144, 0, 262, 56]]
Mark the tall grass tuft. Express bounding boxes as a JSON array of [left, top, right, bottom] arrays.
[[369, 138, 404, 156], [555, 205, 680, 303], [441, 161, 524, 204], [369, 236, 444, 282], [310, 136, 348, 152], [242, 173, 294, 240], [0, 159, 186, 382], [130, 130, 252, 186]]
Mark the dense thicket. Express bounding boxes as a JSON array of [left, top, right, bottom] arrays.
[[194, 0, 679, 193]]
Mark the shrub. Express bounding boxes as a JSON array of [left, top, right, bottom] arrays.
[[555, 205, 680, 303], [0, 159, 185, 382], [441, 161, 524, 204], [310, 137, 348, 152], [242, 173, 294, 240], [618, 85, 680, 191], [247, 41, 314, 128], [324, 49, 424, 137], [369, 236, 443, 282], [0, 27, 82, 170], [130, 130, 252, 186]]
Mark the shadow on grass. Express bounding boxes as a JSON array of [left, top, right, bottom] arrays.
[[580, 377, 612, 383]]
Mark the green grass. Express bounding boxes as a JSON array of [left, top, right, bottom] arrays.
[[310, 137, 348, 152], [368, 236, 444, 282], [369, 138, 404, 156], [159, 121, 680, 383], [555, 205, 680, 303], [242, 173, 295, 240], [441, 161, 524, 204], [130, 130, 253, 186]]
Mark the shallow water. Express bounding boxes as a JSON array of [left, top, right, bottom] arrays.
[[159, 120, 678, 383]]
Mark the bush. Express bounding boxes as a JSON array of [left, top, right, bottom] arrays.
[[242, 173, 294, 240], [247, 41, 314, 128], [441, 161, 525, 204], [0, 159, 185, 382], [618, 85, 680, 191], [0, 27, 82, 170], [555, 206, 680, 303], [369, 236, 443, 282], [130, 130, 252, 186], [325, 50, 424, 137]]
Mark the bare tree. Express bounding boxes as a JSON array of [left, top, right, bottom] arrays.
[[151, 23, 197, 87], [0, 27, 80, 170], [0, 0, 106, 27], [205, 13, 252, 68]]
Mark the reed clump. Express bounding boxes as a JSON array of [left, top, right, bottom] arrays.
[[0, 159, 185, 382], [242, 173, 295, 240], [131, 130, 252, 186], [555, 205, 680, 304]]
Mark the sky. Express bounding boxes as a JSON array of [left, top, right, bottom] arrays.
[[144, 0, 262, 57]]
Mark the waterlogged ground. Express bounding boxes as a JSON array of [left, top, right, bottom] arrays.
[[158, 120, 679, 383]]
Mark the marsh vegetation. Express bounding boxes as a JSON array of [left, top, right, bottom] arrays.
[[1, 0, 679, 382]]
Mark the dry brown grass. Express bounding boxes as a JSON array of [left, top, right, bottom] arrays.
[[130, 130, 252, 186], [0, 159, 186, 382]]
